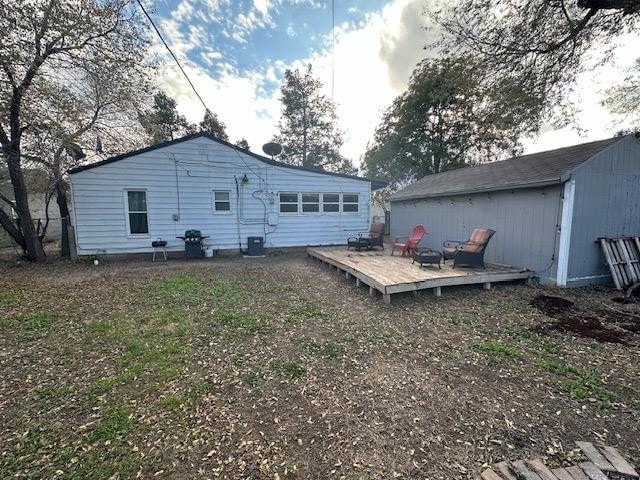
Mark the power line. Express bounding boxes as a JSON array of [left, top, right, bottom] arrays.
[[331, 0, 335, 99], [135, 0, 210, 114]]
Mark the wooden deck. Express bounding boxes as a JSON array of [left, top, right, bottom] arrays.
[[307, 247, 531, 303]]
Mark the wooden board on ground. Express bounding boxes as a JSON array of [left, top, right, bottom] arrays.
[[550, 468, 574, 480], [526, 459, 559, 480], [579, 462, 609, 480], [307, 247, 530, 302], [495, 461, 517, 480], [565, 466, 590, 480], [598, 236, 640, 295], [478, 442, 638, 480], [512, 460, 543, 480], [601, 446, 639, 477], [481, 469, 504, 480], [575, 442, 615, 471]]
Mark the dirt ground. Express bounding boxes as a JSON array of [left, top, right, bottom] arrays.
[[0, 252, 638, 479]]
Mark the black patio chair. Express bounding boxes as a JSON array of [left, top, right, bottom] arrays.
[[443, 228, 496, 268], [347, 222, 385, 251]]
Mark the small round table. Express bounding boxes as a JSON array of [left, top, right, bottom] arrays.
[[411, 249, 442, 269]]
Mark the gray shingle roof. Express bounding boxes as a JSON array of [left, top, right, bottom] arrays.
[[391, 137, 622, 201]]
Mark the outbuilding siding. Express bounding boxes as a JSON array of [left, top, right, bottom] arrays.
[[70, 136, 371, 255], [390, 186, 563, 284], [566, 135, 640, 286]]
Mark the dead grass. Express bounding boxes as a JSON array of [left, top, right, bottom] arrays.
[[0, 252, 638, 479]]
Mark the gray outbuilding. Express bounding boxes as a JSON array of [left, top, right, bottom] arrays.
[[390, 134, 640, 286]]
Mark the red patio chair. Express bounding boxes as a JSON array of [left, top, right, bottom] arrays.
[[391, 224, 426, 257]]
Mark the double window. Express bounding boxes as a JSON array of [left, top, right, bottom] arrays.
[[279, 192, 359, 214], [213, 190, 231, 212], [126, 190, 149, 235]]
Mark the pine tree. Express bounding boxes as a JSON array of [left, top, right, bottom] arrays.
[[274, 65, 354, 174], [199, 110, 229, 141], [139, 92, 194, 143]]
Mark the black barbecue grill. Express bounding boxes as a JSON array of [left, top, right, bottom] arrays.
[[177, 229, 209, 259]]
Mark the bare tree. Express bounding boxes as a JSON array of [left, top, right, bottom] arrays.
[[0, 0, 149, 260], [431, 0, 640, 121], [22, 56, 149, 255], [604, 57, 640, 128]]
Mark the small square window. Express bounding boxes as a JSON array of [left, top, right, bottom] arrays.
[[322, 193, 339, 213], [213, 191, 231, 212], [280, 193, 299, 213], [342, 193, 359, 213], [302, 193, 320, 213]]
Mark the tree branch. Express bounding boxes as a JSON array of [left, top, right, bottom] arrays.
[[0, 191, 15, 208], [0, 207, 25, 249]]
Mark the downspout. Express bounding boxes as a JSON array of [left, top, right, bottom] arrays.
[[234, 176, 242, 252]]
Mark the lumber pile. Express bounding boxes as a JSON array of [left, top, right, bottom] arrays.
[[598, 236, 640, 296], [480, 441, 638, 480]]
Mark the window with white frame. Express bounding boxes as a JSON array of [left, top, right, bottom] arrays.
[[126, 190, 149, 235], [301, 193, 320, 213], [279, 192, 299, 213], [322, 193, 339, 212], [213, 190, 231, 212], [342, 193, 359, 213]]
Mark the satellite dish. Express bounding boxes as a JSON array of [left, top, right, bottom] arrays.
[[262, 142, 282, 158]]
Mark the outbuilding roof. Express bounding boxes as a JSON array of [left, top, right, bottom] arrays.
[[68, 132, 387, 190], [391, 136, 623, 201]]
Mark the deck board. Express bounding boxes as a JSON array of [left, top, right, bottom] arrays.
[[307, 247, 531, 299]]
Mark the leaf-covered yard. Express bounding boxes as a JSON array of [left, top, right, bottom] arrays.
[[0, 252, 638, 479]]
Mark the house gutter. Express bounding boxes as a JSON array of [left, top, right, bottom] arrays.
[[389, 178, 564, 202]]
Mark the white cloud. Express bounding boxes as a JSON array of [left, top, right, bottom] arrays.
[[158, 0, 639, 170], [253, 0, 272, 16]]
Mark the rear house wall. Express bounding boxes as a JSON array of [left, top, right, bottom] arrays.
[[70, 136, 371, 255]]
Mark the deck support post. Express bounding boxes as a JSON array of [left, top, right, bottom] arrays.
[[369, 286, 375, 297], [345, 271, 350, 279], [356, 278, 361, 287], [434, 286, 442, 297], [483, 282, 491, 290], [383, 293, 392, 304]]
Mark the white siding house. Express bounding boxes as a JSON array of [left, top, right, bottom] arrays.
[[68, 133, 384, 255]]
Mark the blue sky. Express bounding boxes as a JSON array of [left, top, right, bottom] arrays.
[[154, 0, 388, 81], [148, 0, 639, 168]]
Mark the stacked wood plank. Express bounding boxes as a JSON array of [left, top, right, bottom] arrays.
[[599, 236, 640, 296], [480, 442, 638, 480]]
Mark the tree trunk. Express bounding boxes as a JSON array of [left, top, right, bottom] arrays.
[[0, 207, 26, 251], [6, 149, 46, 261], [55, 180, 71, 257]]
